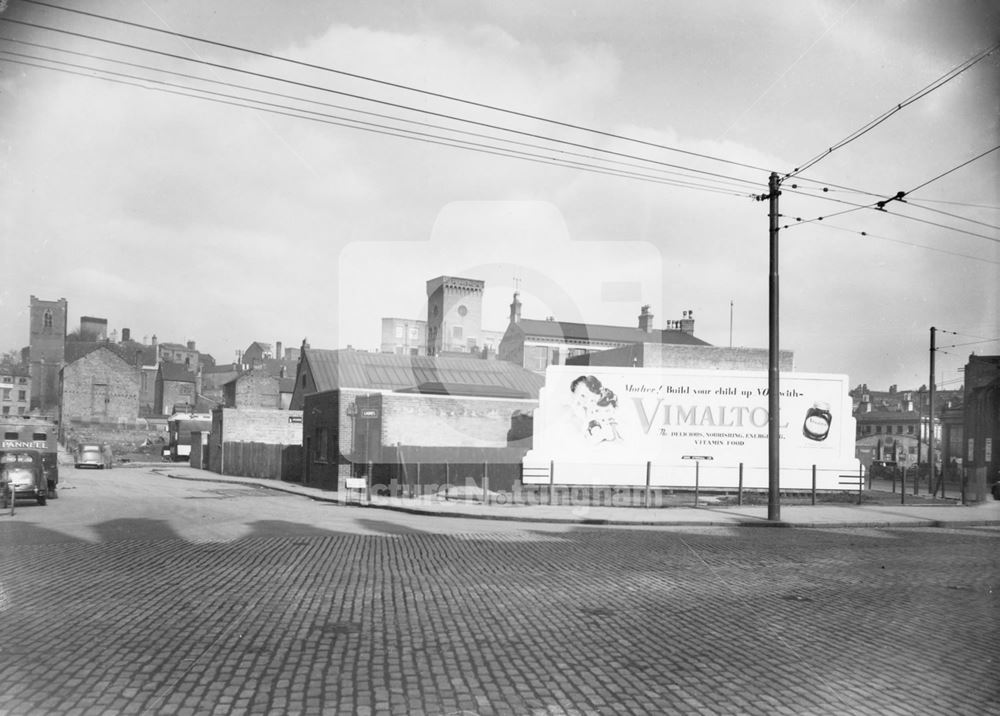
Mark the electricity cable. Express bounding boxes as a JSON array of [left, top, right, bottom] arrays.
[[0, 41, 756, 194], [0, 17, 768, 191], [14, 0, 775, 176], [801, 221, 1000, 265], [0, 55, 750, 196], [786, 42, 1000, 178]]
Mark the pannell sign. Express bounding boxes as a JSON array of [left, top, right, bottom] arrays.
[[524, 366, 860, 489]]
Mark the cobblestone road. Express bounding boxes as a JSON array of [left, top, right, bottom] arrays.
[[0, 471, 997, 715]]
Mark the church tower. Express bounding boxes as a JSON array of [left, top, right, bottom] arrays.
[[425, 276, 485, 356], [28, 295, 68, 413]]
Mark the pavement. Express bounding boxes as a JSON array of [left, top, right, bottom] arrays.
[[156, 464, 1000, 529]]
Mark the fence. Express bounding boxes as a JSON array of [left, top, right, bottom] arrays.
[[221, 442, 303, 482]]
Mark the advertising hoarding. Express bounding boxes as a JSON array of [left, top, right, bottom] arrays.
[[524, 366, 860, 490]]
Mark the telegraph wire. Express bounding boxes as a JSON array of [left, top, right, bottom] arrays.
[[0, 55, 751, 197], [902, 201, 1000, 232], [938, 338, 1000, 350], [785, 41, 1000, 178], [779, 186, 1000, 243], [801, 221, 1000, 265], [911, 198, 1000, 211], [904, 144, 1000, 196], [0, 16, 768, 192], [938, 329, 1000, 342], [0, 40, 756, 195], [15, 0, 775, 177]]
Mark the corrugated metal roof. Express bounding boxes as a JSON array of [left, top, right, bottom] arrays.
[[303, 349, 545, 397]]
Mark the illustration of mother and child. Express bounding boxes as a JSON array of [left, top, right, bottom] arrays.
[[569, 375, 622, 445]]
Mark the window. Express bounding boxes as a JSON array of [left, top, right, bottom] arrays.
[[875, 425, 882, 434], [18, 391, 26, 401], [1, 407, 8, 415], [395, 326, 404, 338], [907, 425, 914, 434], [551, 348, 560, 365], [2, 388, 9, 401], [409, 327, 419, 339], [896, 426, 903, 434], [43, 310, 53, 329], [452, 326, 463, 339]]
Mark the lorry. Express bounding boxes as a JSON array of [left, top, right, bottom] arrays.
[[1, 449, 48, 508], [166, 411, 212, 462], [0, 415, 60, 497]]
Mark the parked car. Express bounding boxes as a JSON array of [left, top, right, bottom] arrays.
[[75, 443, 113, 469], [1, 449, 48, 507], [991, 479, 1000, 501]]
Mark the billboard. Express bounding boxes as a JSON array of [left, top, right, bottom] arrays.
[[524, 366, 860, 489]]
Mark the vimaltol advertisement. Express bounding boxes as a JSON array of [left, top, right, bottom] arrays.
[[524, 366, 861, 489]]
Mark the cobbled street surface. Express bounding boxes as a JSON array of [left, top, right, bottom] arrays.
[[0, 467, 997, 715]]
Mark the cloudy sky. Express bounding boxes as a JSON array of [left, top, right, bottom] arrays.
[[1, 0, 997, 392]]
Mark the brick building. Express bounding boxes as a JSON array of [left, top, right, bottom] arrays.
[[222, 369, 295, 410], [0, 364, 31, 416], [500, 299, 709, 373], [59, 346, 140, 426], [292, 348, 544, 491], [568, 342, 794, 371], [155, 362, 198, 415], [961, 354, 1000, 499]]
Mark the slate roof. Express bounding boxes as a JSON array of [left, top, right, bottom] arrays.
[[303, 349, 545, 398], [510, 318, 710, 346], [159, 361, 196, 383]]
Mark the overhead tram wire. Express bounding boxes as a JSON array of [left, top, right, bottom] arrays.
[[902, 201, 1000, 232], [0, 55, 750, 197], [0, 42, 755, 196], [778, 186, 1000, 243], [0, 17, 768, 193], [785, 41, 1000, 179], [807, 222, 1000, 266], [14, 0, 774, 177], [904, 145, 1000, 197]]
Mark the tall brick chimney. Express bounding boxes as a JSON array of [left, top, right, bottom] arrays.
[[679, 310, 695, 335], [276, 341, 283, 360]]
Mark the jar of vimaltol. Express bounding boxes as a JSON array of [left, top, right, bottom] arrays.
[[803, 401, 832, 441]]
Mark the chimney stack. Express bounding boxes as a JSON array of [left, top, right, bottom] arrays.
[[122, 327, 131, 343], [638, 305, 654, 333], [509, 291, 522, 324], [679, 310, 695, 335], [276, 341, 283, 360]]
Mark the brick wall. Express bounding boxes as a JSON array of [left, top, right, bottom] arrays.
[[218, 407, 303, 444], [61, 349, 140, 423], [161, 380, 195, 414], [302, 389, 538, 491], [581, 344, 795, 371], [234, 372, 279, 409], [380, 393, 537, 447]]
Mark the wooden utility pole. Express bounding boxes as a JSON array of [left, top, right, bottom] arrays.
[[768, 172, 781, 521]]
